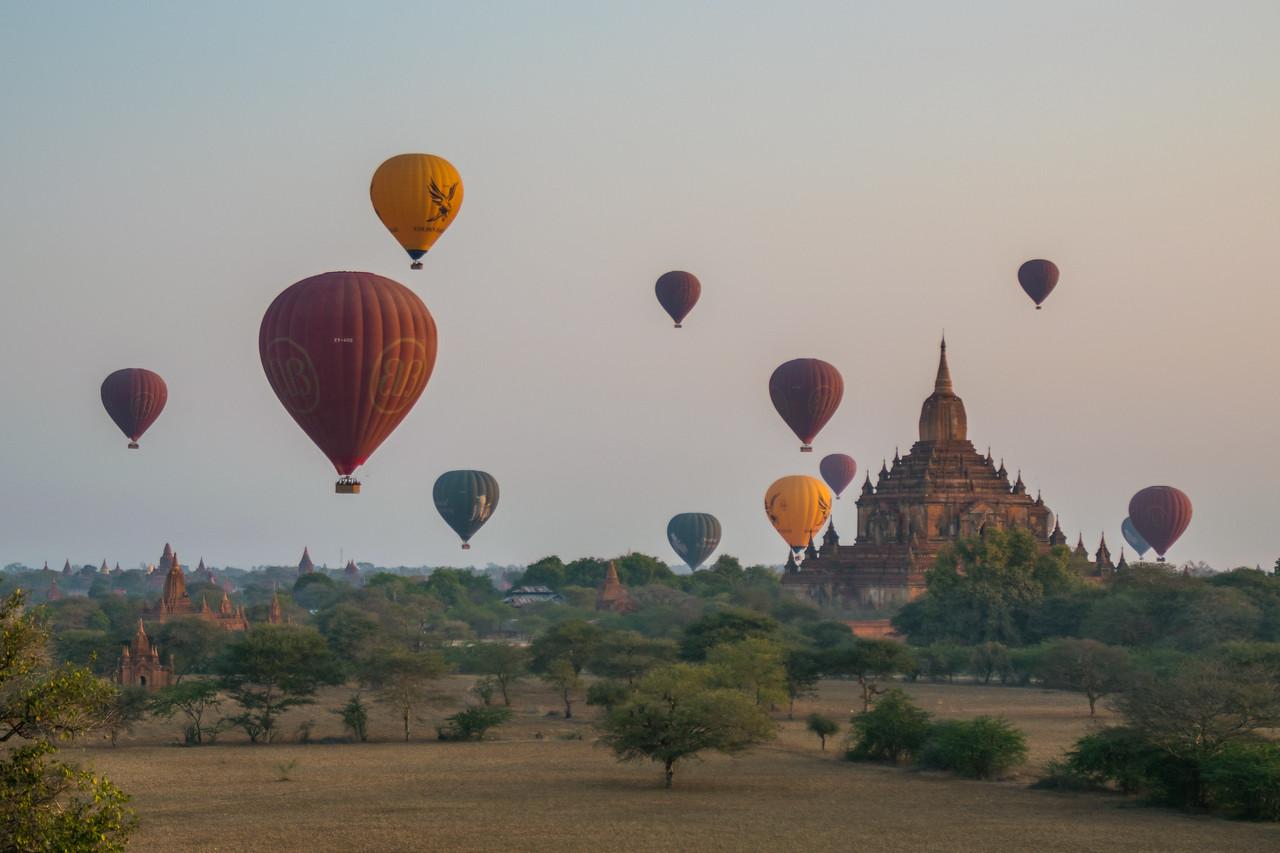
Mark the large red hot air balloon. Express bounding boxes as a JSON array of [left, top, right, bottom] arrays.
[[654, 271, 701, 328], [100, 368, 168, 449], [819, 453, 857, 498], [259, 271, 437, 493], [1127, 486, 1192, 561], [769, 358, 843, 452], [1018, 259, 1059, 310]]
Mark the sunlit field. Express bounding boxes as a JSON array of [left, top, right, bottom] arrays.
[[72, 677, 1279, 853]]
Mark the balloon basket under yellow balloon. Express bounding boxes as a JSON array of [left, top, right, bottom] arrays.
[[410, 262, 423, 270]]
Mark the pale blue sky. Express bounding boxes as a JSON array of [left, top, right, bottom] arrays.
[[1, 2, 1277, 570]]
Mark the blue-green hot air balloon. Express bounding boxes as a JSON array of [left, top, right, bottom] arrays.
[[666, 513, 722, 570], [433, 470, 500, 549], [1121, 516, 1150, 558]]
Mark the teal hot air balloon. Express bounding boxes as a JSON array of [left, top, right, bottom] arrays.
[[1121, 516, 1151, 558], [433, 470, 500, 549], [667, 513, 722, 570]]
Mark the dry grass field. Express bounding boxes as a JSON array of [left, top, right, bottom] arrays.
[[68, 677, 1279, 853]]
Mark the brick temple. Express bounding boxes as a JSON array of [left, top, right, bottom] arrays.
[[781, 339, 1060, 609]]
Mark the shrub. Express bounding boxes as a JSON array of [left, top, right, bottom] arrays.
[[805, 713, 839, 751], [333, 693, 369, 743], [846, 689, 932, 764], [1060, 727, 1159, 794], [437, 706, 512, 741], [1202, 740, 1280, 821], [919, 717, 1028, 779]]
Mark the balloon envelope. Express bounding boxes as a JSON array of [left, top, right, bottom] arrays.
[[1018, 259, 1059, 309], [769, 359, 844, 452], [765, 476, 832, 549], [654, 271, 701, 328], [370, 154, 464, 268], [433, 470, 500, 549], [100, 368, 167, 449], [819, 453, 857, 498], [1121, 517, 1151, 558], [259, 271, 437, 488], [1127, 486, 1192, 559], [667, 512, 722, 570]]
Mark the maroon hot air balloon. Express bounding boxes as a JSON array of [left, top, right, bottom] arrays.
[[769, 358, 843, 452], [259, 271, 438, 494], [1127, 486, 1193, 561], [655, 271, 701, 328], [100, 368, 168, 449], [1018, 259, 1059, 310], [819, 453, 857, 498]]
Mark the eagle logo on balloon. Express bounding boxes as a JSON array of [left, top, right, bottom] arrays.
[[426, 180, 458, 223]]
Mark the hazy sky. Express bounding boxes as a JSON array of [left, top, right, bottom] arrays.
[[2, 2, 1277, 572]]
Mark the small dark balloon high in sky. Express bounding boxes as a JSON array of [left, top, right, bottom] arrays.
[[100, 368, 167, 450]]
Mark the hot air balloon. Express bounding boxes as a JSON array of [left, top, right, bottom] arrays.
[[100, 368, 167, 449], [769, 359, 843, 452], [764, 476, 832, 550], [1121, 516, 1151, 558], [259, 271, 437, 493], [667, 512, 722, 570], [370, 154, 464, 269], [819, 453, 857, 499], [1127, 486, 1192, 562], [654, 271, 701, 328], [433, 470, 499, 549], [1018, 259, 1059, 310]]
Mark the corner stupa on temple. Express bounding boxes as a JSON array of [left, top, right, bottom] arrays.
[[782, 339, 1058, 609]]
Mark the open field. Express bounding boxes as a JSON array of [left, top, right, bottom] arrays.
[[71, 678, 1279, 853]]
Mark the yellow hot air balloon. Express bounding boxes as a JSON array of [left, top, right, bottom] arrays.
[[764, 475, 832, 549], [370, 154, 464, 269]]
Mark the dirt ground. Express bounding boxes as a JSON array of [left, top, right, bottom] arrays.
[[69, 677, 1279, 853]]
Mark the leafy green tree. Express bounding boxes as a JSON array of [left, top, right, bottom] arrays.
[[105, 685, 150, 746], [518, 556, 567, 589], [149, 680, 223, 744], [439, 705, 512, 741], [361, 647, 447, 741], [0, 591, 137, 851], [585, 679, 631, 712], [458, 643, 528, 705], [292, 573, 345, 610], [679, 608, 779, 661], [847, 688, 934, 764], [1037, 639, 1132, 715], [600, 663, 776, 788], [151, 617, 233, 680], [893, 529, 1079, 646], [970, 641, 1012, 685], [540, 657, 581, 718], [217, 625, 342, 743], [916, 642, 970, 682], [529, 619, 603, 676], [588, 630, 678, 685], [806, 713, 838, 751], [782, 646, 824, 719], [707, 638, 787, 708], [823, 639, 917, 711], [423, 568, 499, 607], [334, 692, 369, 742], [1201, 740, 1280, 821]]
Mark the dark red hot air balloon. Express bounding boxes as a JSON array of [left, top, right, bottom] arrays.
[[769, 358, 843, 452], [259, 271, 437, 494], [100, 368, 167, 449], [819, 453, 857, 498], [1127, 486, 1192, 561], [1018, 259, 1059, 310], [655, 271, 701, 328]]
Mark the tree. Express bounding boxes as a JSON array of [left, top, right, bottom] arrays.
[[151, 618, 233, 680], [439, 706, 512, 741], [919, 717, 1029, 779], [782, 647, 824, 719], [586, 679, 631, 712], [528, 620, 603, 676], [105, 686, 149, 747], [334, 693, 369, 742], [706, 638, 787, 708], [1037, 639, 1132, 715], [847, 688, 933, 764], [459, 643, 528, 705], [361, 647, 447, 741], [824, 639, 917, 711], [0, 591, 137, 851], [806, 713, 838, 751], [679, 608, 779, 661], [540, 657, 581, 718], [600, 663, 776, 788], [970, 641, 1012, 685], [217, 625, 342, 743], [587, 631, 677, 685], [149, 680, 223, 745]]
